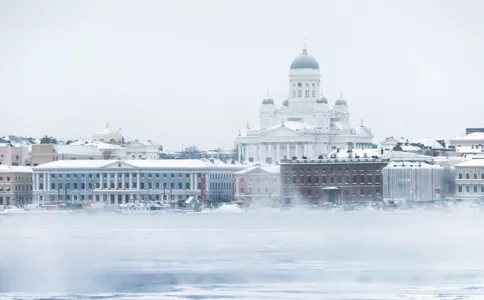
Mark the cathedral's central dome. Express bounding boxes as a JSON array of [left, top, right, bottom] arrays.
[[290, 48, 320, 70]]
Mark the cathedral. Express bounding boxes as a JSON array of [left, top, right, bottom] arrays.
[[236, 46, 374, 163]]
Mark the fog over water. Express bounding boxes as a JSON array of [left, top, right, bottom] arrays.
[[1, 210, 484, 299]]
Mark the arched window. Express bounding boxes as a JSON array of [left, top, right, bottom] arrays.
[[466, 173, 470, 179], [474, 173, 478, 179], [458, 173, 463, 179]]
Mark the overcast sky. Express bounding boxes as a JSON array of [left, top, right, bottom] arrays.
[[1, 0, 483, 151]]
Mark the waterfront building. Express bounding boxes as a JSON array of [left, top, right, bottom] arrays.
[[236, 46, 374, 164], [279, 157, 388, 205], [0, 165, 33, 205], [454, 159, 484, 202], [32, 159, 245, 207], [31, 144, 103, 166], [382, 161, 448, 203], [234, 164, 280, 207]]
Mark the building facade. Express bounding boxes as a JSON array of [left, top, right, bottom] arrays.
[[454, 159, 484, 202], [31, 144, 103, 166], [234, 165, 280, 207], [236, 46, 374, 164], [279, 158, 389, 206], [32, 160, 244, 207], [0, 165, 33, 205], [126, 140, 160, 160]]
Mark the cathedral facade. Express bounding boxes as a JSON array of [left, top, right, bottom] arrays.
[[236, 47, 374, 163]]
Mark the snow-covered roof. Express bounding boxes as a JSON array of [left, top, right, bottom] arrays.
[[451, 132, 484, 141], [33, 159, 247, 171], [265, 121, 315, 133], [433, 156, 469, 167], [235, 165, 280, 175], [53, 145, 103, 156], [455, 146, 484, 154], [455, 159, 484, 168], [0, 165, 33, 173], [93, 142, 125, 150], [327, 148, 382, 159], [416, 138, 444, 150], [384, 161, 442, 169], [384, 150, 433, 162]]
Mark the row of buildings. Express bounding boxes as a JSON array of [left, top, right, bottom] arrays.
[[0, 150, 482, 207]]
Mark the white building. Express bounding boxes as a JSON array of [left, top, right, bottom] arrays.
[[126, 140, 160, 160], [454, 159, 484, 202], [236, 47, 374, 163], [32, 159, 245, 206]]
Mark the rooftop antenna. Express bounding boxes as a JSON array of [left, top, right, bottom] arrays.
[[303, 36, 307, 54], [361, 117, 364, 127]]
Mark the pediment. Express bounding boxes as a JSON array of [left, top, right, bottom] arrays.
[[357, 127, 373, 138], [260, 126, 304, 137], [100, 161, 137, 169]]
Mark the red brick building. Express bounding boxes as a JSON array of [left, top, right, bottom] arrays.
[[279, 158, 389, 205]]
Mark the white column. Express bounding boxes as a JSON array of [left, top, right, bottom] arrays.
[[114, 173, 118, 189], [276, 144, 280, 162], [137, 172, 140, 188], [100, 173, 103, 190], [268, 143, 272, 160], [238, 145, 242, 162], [295, 143, 299, 158], [45, 172, 49, 191], [303, 144, 307, 158], [129, 173, 133, 189], [286, 144, 290, 158], [258, 144, 263, 162], [107, 173, 111, 189]]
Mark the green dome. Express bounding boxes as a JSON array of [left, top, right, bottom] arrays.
[[335, 99, 347, 106], [316, 97, 328, 104], [262, 98, 274, 105], [290, 48, 320, 70]]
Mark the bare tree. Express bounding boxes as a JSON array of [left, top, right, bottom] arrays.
[[103, 149, 114, 160], [182, 145, 201, 159]]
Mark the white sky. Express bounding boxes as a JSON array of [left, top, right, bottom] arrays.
[[1, 0, 483, 151]]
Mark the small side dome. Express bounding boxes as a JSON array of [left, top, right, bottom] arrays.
[[283, 99, 289, 106], [316, 97, 328, 104], [335, 99, 347, 106], [262, 98, 274, 105]]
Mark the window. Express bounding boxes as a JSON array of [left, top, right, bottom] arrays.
[[312, 90, 316, 97], [292, 90, 296, 98], [308, 176, 312, 184], [360, 189, 365, 196], [89, 174, 93, 179], [474, 186, 478, 193], [466, 186, 470, 193], [265, 188, 269, 193], [375, 175, 381, 184], [466, 173, 470, 179], [185, 183, 190, 189], [256, 188, 260, 193], [298, 90, 302, 98], [481, 186, 484, 193], [305, 90, 309, 97], [51, 174, 56, 179], [481, 174, 484, 179], [51, 183, 55, 190], [368, 176, 373, 184], [178, 183, 182, 189], [474, 173, 478, 179], [81, 183, 85, 189], [353, 175, 357, 184], [74, 183, 78, 189], [39, 183, 43, 190], [248, 188, 252, 193], [314, 176, 319, 184], [240, 188, 244, 194], [58, 183, 63, 189]]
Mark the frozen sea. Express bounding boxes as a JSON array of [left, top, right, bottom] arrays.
[[1, 210, 484, 300]]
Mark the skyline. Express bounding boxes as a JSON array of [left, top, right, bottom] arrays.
[[1, 0, 483, 151]]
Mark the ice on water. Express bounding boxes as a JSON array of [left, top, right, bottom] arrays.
[[1, 210, 484, 299]]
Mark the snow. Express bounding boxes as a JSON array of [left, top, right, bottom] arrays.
[[452, 132, 484, 141], [0, 165, 33, 173], [33, 159, 247, 170], [455, 159, 484, 168], [53, 145, 103, 156], [416, 138, 445, 150], [385, 161, 441, 169], [235, 165, 280, 175], [212, 204, 244, 213]]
